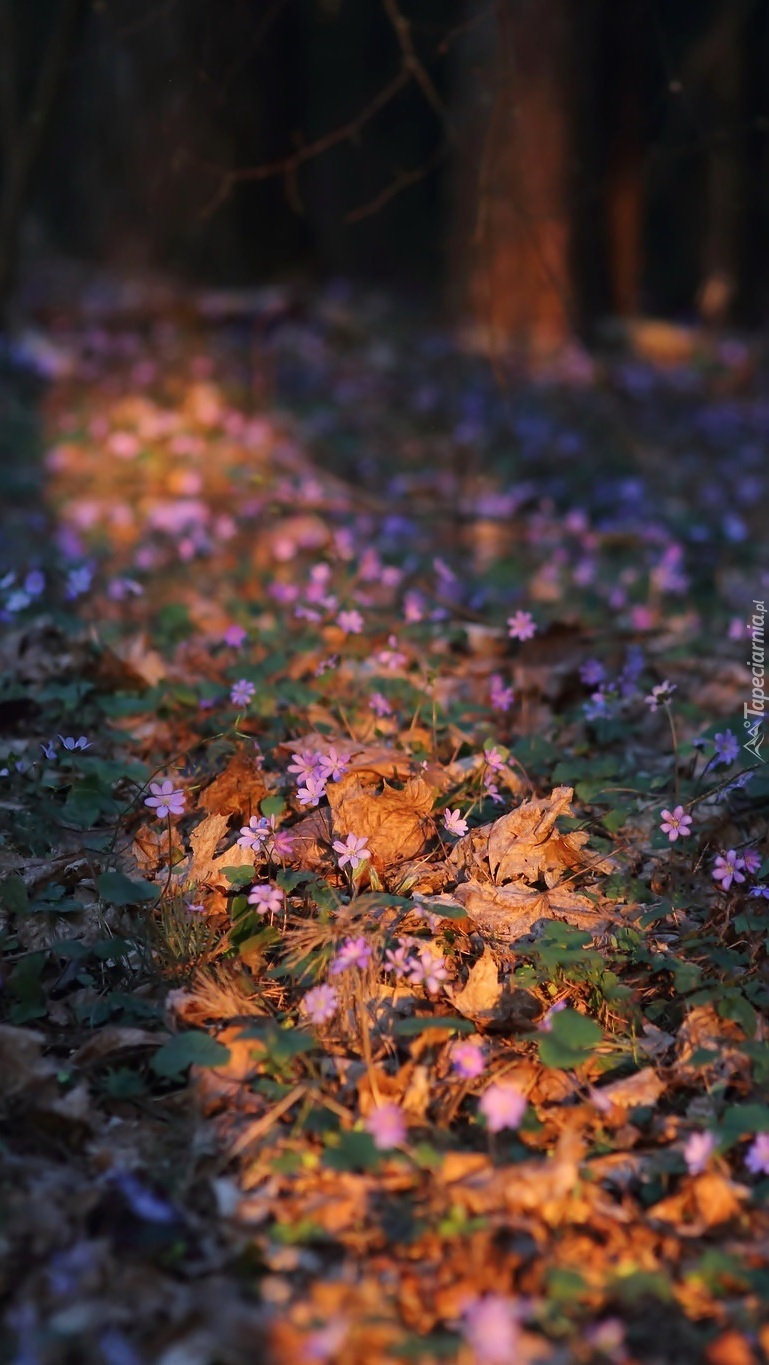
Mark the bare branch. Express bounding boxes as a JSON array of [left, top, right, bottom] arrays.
[[346, 145, 447, 224]]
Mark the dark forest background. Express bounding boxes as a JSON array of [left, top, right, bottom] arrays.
[[2, 0, 769, 346]]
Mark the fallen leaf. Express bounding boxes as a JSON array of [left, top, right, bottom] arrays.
[[327, 773, 434, 868], [198, 748, 267, 816], [454, 879, 610, 944], [446, 947, 539, 1028]]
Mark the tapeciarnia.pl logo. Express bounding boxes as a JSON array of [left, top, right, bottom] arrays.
[[744, 599, 765, 761]]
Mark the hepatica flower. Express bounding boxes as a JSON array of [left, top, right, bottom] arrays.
[[506, 610, 536, 642], [443, 809, 468, 838], [478, 1083, 527, 1133], [365, 1102, 406, 1150], [59, 735, 91, 751], [745, 1133, 769, 1176], [712, 730, 740, 766], [330, 936, 372, 974], [461, 1294, 520, 1365], [237, 815, 271, 853], [302, 983, 339, 1025], [336, 609, 364, 635], [659, 805, 692, 842], [712, 850, 745, 891], [230, 679, 255, 708], [247, 883, 283, 916], [683, 1130, 717, 1175], [450, 1041, 486, 1079], [644, 680, 677, 712], [489, 674, 514, 712], [332, 833, 370, 871], [145, 780, 186, 819], [223, 624, 247, 648], [408, 948, 449, 995], [741, 848, 761, 876]]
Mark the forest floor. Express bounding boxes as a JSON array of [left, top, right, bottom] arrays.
[[1, 283, 769, 1365]]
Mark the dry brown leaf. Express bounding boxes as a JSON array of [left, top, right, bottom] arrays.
[[71, 1027, 161, 1069], [0, 1024, 56, 1096], [446, 947, 539, 1028], [704, 1331, 758, 1365], [449, 786, 614, 889], [327, 773, 434, 868], [198, 748, 267, 816], [592, 1068, 665, 1110], [454, 879, 610, 944], [185, 813, 231, 884]]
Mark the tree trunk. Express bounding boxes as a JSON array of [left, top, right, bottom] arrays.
[[450, 0, 575, 355]]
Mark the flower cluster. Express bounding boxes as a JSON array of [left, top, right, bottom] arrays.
[[288, 745, 349, 808], [712, 846, 762, 892]]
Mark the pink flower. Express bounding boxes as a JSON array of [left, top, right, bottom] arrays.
[[297, 772, 327, 808], [478, 1082, 527, 1133], [644, 680, 677, 711], [302, 983, 339, 1025], [683, 1130, 717, 1175], [330, 936, 372, 974], [247, 883, 283, 915], [506, 610, 536, 642], [223, 624, 247, 648], [365, 1102, 406, 1150], [317, 745, 348, 782], [332, 833, 370, 871], [408, 948, 449, 995], [741, 848, 761, 876], [337, 609, 364, 635], [144, 779, 185, 819], [461, 1295, 520, 1365], [443, 809, 468, 838], [230, 679, 255, 707], [489, 675, 514, 712], [450, 1041, 486, 1079], [659, 805, 692, 841], [712, 850, 746, 892], [369, 691, 393, 717], [745, 1133, 769, 1176]]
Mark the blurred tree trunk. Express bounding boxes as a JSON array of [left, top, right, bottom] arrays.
[[0, 0, 83, 326], [602, 0, 644, 318], [450, 0, 576, 354]]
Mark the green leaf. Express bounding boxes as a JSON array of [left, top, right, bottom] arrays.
[[393, 1015, 475, 1036], [151, 1031, 231, 1078], [538, 1009, 603, 1070], [261, 796, 286, 819], [717, 1103, 769, 1143], [97, 871, 160, 906], [322, 1129, 381, 1172], [0, 874, 29, 915], [222, 865, 255, 887]]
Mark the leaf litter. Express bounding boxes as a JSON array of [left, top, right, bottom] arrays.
[[1, 286, 769, 1363]]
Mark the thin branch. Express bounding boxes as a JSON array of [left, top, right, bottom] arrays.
[[198, 68, 411, 218], [381, 0, 450, 129], [346, 144, 447, 224]]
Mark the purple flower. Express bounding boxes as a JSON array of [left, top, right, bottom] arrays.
[[506, 610, 536, 642], [59, 735, 91, 751], [537, 999, 568, 1032], [337, 609, 364, 635], [683, 1130, 717, 1175], [317, 745, 348, 783], [659, 805, 692, 842], [478, 1082, 527, 1133], [712, 730, 740, 766], [450, 1041, 486, 1079], [302, 983, 339, 1025], [40, 740, 57, 761], [332, 833, 370, 871], [443, 809, 468, 838], [365, 1102, 406, 1150], [644, 681, 677, 712], [144, 780, 185, 819], [230, 679, 255, 708], [247, 883, 283, 915], [270, 829, 295, 860], [384, 942, 414, 978], [408, 948, 449, 995], [369, 691, 393, 717], [288, 751, 321, 783], [579, 659, 605, 687], [712, 850, 746, 892], [751, 885, 769, 899], [297, 772, 327, 808], [237, 815, 271, 852], [330, 936, 372, 974], [223, 624, 247, 648], [489, 674, 514, 712], [461, 1295, 520, 1365], [741, 848, 762, 876], [745, 1133, 769, 1176]]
